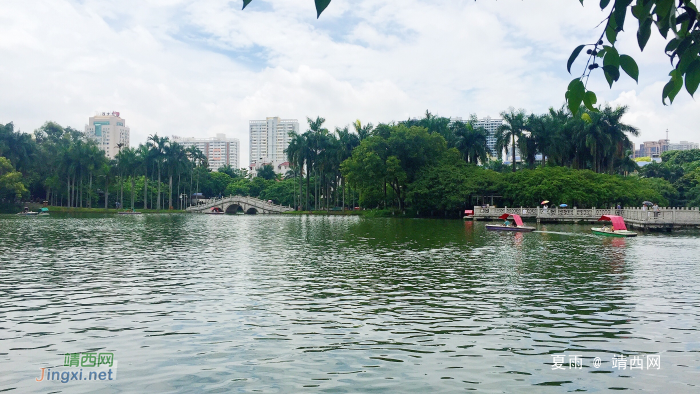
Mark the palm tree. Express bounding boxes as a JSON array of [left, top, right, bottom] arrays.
[[336, 126, 360, 209], [137, 143, 151, 209], [148, 134, 168, 210], [452, 121, 489, 164], [117, 147, 139, 210], [163, 142, 187, 209], [285, 131, 306, 210], [596, 105, 639, 174], [495, 108, 527, 172], [352, 120, 374, 141]]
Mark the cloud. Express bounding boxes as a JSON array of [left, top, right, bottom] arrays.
[[1, 0, 697, 166]]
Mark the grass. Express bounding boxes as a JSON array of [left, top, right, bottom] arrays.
[[35, 206, 186, 214], [283, 209, 419, 218]]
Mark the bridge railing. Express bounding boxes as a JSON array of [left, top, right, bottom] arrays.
[[474, 206, 700, 225], [186, 195, 293, 212]]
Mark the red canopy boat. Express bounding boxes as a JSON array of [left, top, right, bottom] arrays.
[[206, 207, 225, 215], [591, 215, 637, 237], [485, 214, 535, 232]]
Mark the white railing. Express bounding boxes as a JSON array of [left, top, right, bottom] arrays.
[[186, 195, 293, 213], [474, 206, 700, 225]]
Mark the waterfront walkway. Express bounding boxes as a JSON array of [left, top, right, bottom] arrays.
[[186, 196, 294, 214], [473, 206, 700, 230]]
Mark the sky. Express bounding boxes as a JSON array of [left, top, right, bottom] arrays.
[[1, 0, 698, 166]]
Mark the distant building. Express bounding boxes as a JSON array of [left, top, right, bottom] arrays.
[[249, 117, 299, 175], [172, 134, 240, 171], [668, 140, 699, 151], [472, 116, 502, 156], [636, 139, 668, 158], [635, 139, 698, 158], [85, 111, 130, 159]]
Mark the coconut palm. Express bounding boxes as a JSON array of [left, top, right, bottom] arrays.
[[148, 134, 168, 210], [137, 143, 151, 209], [452, 120, 489, 164], [352, 120, 374, 141], [495, 108, 527, 172]]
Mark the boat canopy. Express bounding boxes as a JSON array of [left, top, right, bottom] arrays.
[[498, 213, 524, 227], [464, 210, 474, 216], [598, 215, 627, 231], [211, 207, 223, 212]]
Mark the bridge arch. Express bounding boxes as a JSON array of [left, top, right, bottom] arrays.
[[225, 204, 243, 214], [186, 196, 294, 214]]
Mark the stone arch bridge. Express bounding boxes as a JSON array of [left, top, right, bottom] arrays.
[[186, 196, 295, 214]]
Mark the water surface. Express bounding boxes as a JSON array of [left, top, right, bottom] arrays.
[[1, 215, 698, 392]]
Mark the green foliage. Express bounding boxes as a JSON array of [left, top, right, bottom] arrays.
[[500, 167, 669, 208], [639, 149, 700, 206], [0, 156, 28, 199], [256, 164, 277, 180], [203, 171, 233, 197], [568, 0, 700, 112], [408, 149, 498, 213], [342, 123, 446, 210], [224, 178, 251, 196]]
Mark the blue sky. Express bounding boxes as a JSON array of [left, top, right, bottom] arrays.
[[1, 0, 698, 166]]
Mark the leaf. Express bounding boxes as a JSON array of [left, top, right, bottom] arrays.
[[665, 38, 680, 53], [600, 0, 611, 9], [603, 46, 620, 68], [603, 65, 620, 87], [685, 59, 700, 96], [637, 18, 652, 50], [567, 45, 586, 73], [665, 71, 683, 104], [613, 0, 631, 30], [242, 0, 253, 10], [619, 54, 639, 82], [662, 80, 674, 105], [566, 79, 586, 115], [606, 18, 618, 44], [315, 0, 331, 18], [581, 113, 592, 123], [583, 91, 599, 112]]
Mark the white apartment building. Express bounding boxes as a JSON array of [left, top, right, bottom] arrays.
[[85, 111, 130, 159], [249, 117, 299, 174], [172, 134, 240, 171], [668, 141, 699, 151], [473, 116, 502, 156]]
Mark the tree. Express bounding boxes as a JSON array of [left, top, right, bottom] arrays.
[[352, 120, 374, 141], [148, 134, 168, 210], [256, 164, 277, 180], [285, 131, 306, 210], [0, 156, 27, 200], [495, 108, 527, 172], [452, 120, 489, 164]]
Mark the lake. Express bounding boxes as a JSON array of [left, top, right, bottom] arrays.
[[1, 214, 698, 392]]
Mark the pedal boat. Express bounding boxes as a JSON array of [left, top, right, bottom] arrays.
[[485, 214, 535, 232], [591, 215, 637, 237]]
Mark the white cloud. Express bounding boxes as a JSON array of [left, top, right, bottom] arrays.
[[0, 0, 697, 166]]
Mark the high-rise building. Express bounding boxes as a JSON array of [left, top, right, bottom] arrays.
[[473, 116, 502, 156], [249, 117, 299, 173], [172, 134, 240, 171], [85, 111, 130, 159]]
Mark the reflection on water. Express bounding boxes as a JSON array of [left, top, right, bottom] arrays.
[[0, 214, 698, 393]]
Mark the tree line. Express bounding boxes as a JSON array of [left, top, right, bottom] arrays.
[[0, 103, 681, 215]]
